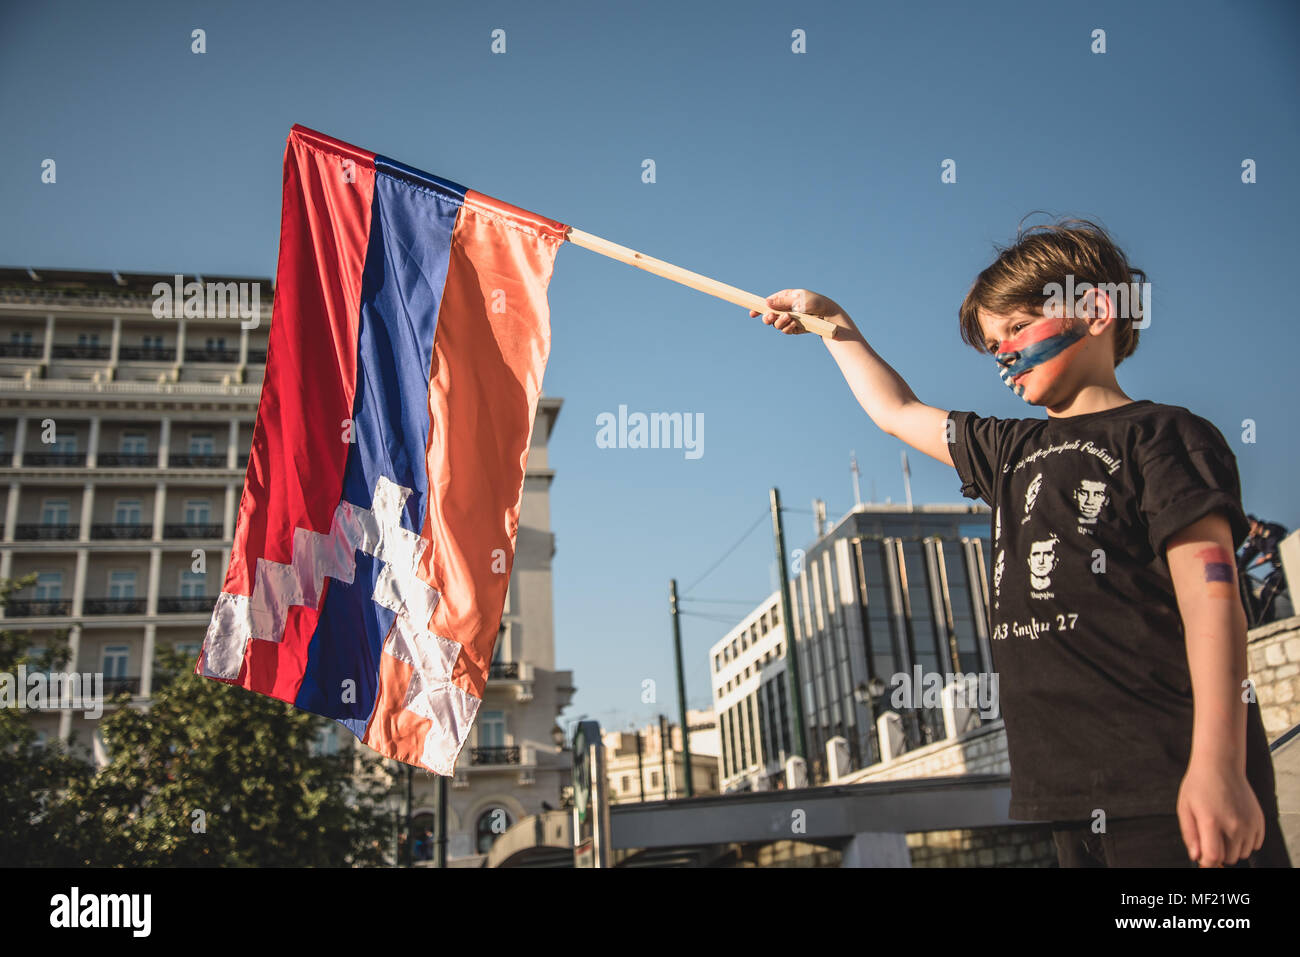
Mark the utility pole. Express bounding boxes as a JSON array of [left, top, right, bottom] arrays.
[[770, 487, 808, 761], [435, 773, 448, 867], [634, 726, 646, 802], [658, 714, 671, 799], [668, 578, 694, 797]]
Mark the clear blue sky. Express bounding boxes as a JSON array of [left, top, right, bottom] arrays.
[[3, 0, 1297, 737]]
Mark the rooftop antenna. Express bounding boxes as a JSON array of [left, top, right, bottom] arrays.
[[850, 451, 862, 507], [901, 450, 913, 510]]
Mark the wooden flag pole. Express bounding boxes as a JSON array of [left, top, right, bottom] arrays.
[[563, 227, 839, 339]]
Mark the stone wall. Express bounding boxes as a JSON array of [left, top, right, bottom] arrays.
[[1247, 615, 1300, 738]]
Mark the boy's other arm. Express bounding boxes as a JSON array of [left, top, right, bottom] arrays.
[[752, 291, 954, 467], [1166, 510, 1266, 867]]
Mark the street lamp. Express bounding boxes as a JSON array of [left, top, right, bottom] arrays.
[[854, 677, 888, 765]]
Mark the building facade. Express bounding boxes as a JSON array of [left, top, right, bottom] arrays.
[[710, 502, 993, 791], [602, 708, 721, 804], [0, 267, 573, 864]]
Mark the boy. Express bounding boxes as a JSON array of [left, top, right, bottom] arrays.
[[752, 219, 1289, 868]]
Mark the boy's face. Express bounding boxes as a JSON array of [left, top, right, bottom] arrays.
[[981, 307, 1090, 405]]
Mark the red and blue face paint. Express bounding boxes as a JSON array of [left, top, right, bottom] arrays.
[[994, 316, 1087, 400]]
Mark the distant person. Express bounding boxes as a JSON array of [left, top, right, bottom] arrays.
[[1238, 514, 1289, 623]]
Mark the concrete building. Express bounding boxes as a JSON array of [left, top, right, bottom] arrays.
[[602, 708, 721, 804], [709, 502, 992, 791], [0, 266, 573, 865]]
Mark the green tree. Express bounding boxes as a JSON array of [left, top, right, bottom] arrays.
[[0, 576, 97, 866], [60, 645, 395, 866]]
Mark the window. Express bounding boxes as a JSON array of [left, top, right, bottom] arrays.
[[174, 642, 200, 659], [205, 337, 227, 352], [77, 333, 100, 347], [478, 710, 505, 748], [108, 570, 136, 599], [761, 613, 769, 635], [41, 499, 70, 527], [114, 499, 142, 525], [188, 433, 215, 455], [119, 433, 148, 454], [179, 570, 207, 597], [10, 330, 33, 345], [142, 335, 163, 350], [35, 572, 62, 600], [52, 433, 78, 454], [771, 604, 780, 626], [183, 499, 211, 525], [102, 645, 129, 678], [650, 770, 660, 789]]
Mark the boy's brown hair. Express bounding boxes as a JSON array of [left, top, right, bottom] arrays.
[[958, 217, 1147, 368]]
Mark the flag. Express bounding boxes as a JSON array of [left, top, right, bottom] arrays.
[[197, 125, 567, 774]]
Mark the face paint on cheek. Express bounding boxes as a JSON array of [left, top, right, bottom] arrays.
[[993, 317, 1088, 401]]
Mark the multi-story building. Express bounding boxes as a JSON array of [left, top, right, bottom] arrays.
[[0, 267, 573, 865], [602, 708, 721, 804], [710, 502, 992, 791]]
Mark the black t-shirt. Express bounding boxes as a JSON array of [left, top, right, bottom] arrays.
[[947, 398, 1278, 821]]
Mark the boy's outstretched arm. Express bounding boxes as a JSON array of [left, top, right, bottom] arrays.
[[752, 290, 953, 467], [1166, 510, 1267, 867]]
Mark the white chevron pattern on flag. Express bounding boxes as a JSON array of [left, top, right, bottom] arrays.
[[200, 475, 476, 773]]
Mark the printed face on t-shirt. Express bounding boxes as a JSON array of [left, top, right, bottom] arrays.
[[1029, 537, 1059, 577], [1073, 479, 1108, 522]]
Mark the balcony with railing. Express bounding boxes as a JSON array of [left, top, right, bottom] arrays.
[[156, 595, 216, 613], [117, 345, 176, 361], [91, 523, 151, 540], [14, 523, 77, 540], [83, 597, 146, 615], [489, 661, 520, 680], [470, 746, 521, 766], [184, 347, 240, 363], [96, 452, 155, 467], [167, 453, 227, 468], [3, 598, 72, 617], [51, 343, 110, 360], [102, 676, 142, 697], [0, 342, 43, 358], [163, 523, 222, 539], [23, 451, 86, 467]]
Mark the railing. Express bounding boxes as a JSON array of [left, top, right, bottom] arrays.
[[237, 453, 249, 468], [247, 349, 267, 363], [163, 523, 222, 539], [97, 452, 155, 467], [51, 344, 110, 360], [184, 348, 240, 363], [489, 661, 520, 680], [3, 599, 71, 616], [90, 523, 151, 540], [157, 596, 216, 613], [470, 746, 521, 766], [14, 524, 77, 540], [23, 452, 86, 466], [83, 598, 146, 615], [0, 342, 42, 358], [117, 346, 176, 361], [167, 453, 227, 468], [0, 377, 261, 397], [102, 676, 142, 697]]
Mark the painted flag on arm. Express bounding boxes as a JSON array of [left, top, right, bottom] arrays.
[[197, 125, 567, 774]]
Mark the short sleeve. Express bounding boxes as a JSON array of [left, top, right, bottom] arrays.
[[947, 410, 1008, 506], [1139, 417, 1251, 556]]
